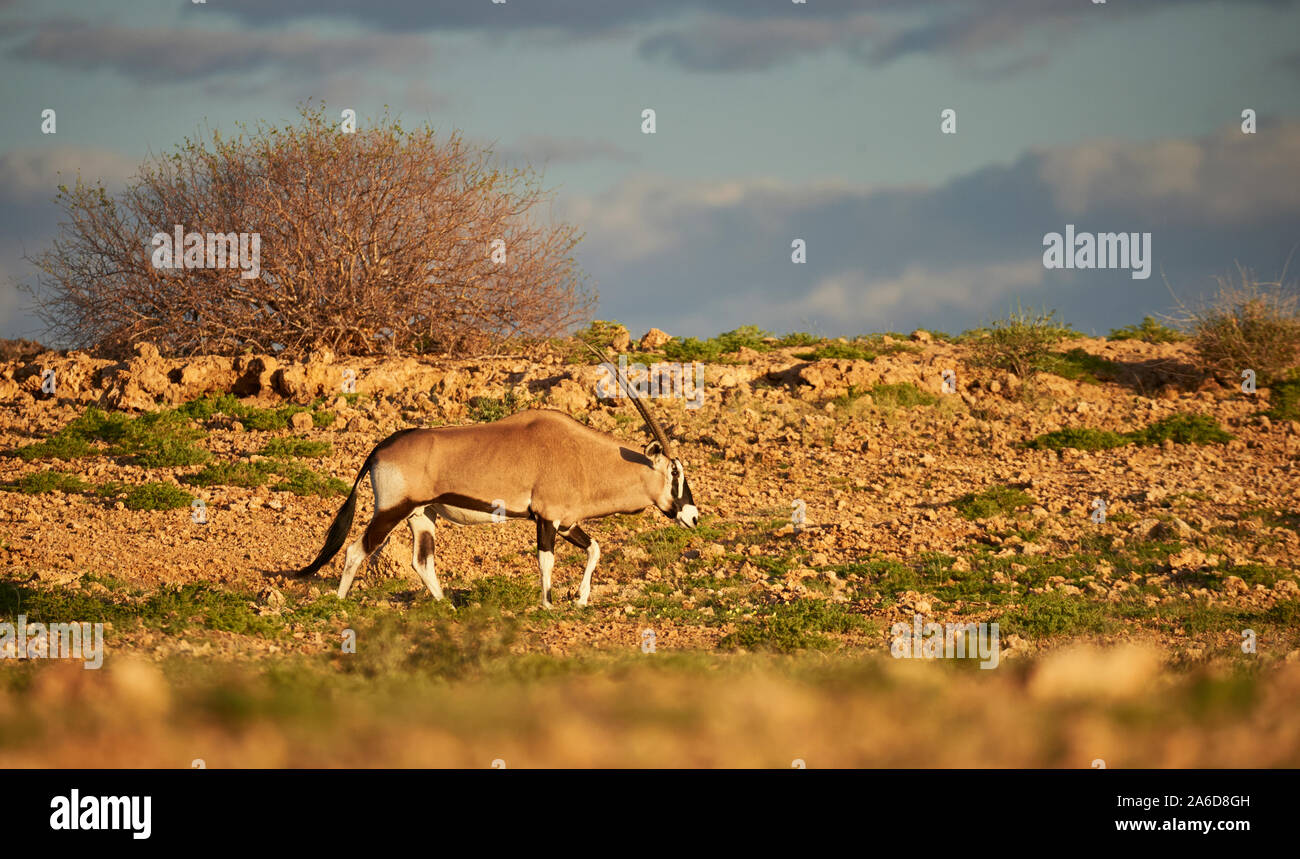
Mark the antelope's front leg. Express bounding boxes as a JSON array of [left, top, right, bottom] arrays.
[[536, 518, 557, 609], [561, 524, 599, 607]]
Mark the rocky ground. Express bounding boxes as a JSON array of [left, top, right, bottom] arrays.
[[1, 329, 1297, 766]]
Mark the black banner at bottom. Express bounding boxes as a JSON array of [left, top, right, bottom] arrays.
[[2, 768, 1285, 847]]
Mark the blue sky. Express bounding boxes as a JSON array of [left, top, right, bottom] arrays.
[[2, 0, 1299, 341]]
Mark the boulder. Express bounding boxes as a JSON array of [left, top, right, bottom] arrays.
[[545, 379, 592, 413], [639, 328, 672, 351]]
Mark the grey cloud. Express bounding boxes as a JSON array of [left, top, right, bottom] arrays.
[[638, 15, 877, 73], [10, 20, 430, 83], [206, 0, 1296, 76], [208, 0, 863, 34]]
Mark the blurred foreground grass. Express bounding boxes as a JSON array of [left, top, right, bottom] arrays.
[[3, 641, 1298, 768]]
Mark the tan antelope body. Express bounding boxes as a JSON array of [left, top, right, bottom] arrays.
[[295, 405, 698, 607]]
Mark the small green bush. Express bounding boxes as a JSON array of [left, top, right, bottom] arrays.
[[718, 599, 863, 653], [952, 486, 1034, 520], [1130, 413, 1232, 445], [98, 481, 194, 511], [468, 390, 528, 423], [185, 461, 274, 489], [964, 305, 1078, 378], [1025, 427, 1130, 451], [1028, 413, 1230, 450], [1264, 377, 1300, 421], [794, 342, 878, 361], [1040, 348, 1121, 384], [271, 462, 350, 497], [1109, 316, 1186, 343], [872, 382, 939, 408], [3, 470, 92, 494]]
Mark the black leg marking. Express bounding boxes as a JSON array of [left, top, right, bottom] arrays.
[[363, 507, 410, 555], [560, 524, 592, 551], [536, 518, 557, 553], [416, 530, 435, 565]]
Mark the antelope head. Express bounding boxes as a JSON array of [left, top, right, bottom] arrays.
[[628, 383, 698, 529]]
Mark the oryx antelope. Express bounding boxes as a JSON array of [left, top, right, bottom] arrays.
[[294, 375, 698, 607]]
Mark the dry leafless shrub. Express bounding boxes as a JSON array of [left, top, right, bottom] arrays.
[[25, 104, 594, 358], [1180, 266, 1300, 385]]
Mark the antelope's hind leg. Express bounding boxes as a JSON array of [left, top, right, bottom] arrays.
[[337, 505, 409, 599], [536, 518, 557, 609], [408, 507, 446, 601], [560, 524, 599, 607]]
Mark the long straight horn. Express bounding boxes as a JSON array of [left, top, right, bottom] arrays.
[[579, 338, 675, 457]]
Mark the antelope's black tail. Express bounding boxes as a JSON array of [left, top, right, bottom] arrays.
[[294, 451, 375, 577]]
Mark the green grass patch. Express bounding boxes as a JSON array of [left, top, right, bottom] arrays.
[[337, 613, 518, 681], [998, 592, 1114, 637], [794, 342, 877, 361], [1108, 316, 1186, 343], [468, 390, 528, 423], [2, 470, 91, 495], [1026, 413, 1231, 451], [12, 432, 94, 461], [185, 461, 274, 489], [1264, 378, 1300, 422], [632, 518, 727, 568], [1226, 564, 1297, 589], [141, 583, 283, 636], [951, 486, 1034, 520], [184, 459, 347, 497], [1025, 427, 1130, 451], [663, 326, 770, 362], [838, 559, 920, 600], [178, 393, 334, 432], [775, 332, 821, 348], [0, 578, 282, 638], [460, 575, 541, 612], [96, 481, 194, 511], [868, 382, 940, 408], [718, 599, 867, 653], [1241, 508, 1300, 536], [12, 406, 210, 467], [1130, 414, 1232, 445], [269, 462, 349, 497], [1040, 347, 1122, 384]]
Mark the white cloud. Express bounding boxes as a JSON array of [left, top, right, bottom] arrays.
[[1036, 123, 1300, 223], [742, 260, 1045, 331], [0, 145, 138, 202]]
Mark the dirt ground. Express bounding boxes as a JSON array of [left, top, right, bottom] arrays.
[[1, 333, 1297, 766]]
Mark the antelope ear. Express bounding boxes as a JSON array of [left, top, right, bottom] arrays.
[[644, 440, 663, 458]]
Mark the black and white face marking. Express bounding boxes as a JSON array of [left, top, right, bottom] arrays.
[[645, 440, 698, 527], [670, 457, 698, 528]]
